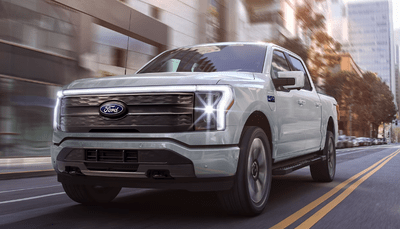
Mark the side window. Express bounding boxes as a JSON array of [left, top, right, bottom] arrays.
[[271, 50, 291, 79], [288, 55, 313, 91]]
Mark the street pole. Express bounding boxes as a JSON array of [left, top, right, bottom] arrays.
[[349, 102, 352, 136], [383, 123, 386, 140], [370, 123, 372, 138], [390, 122, 392, 144]]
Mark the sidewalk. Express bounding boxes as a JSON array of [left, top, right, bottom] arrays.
[[0, 157, 55, 180]]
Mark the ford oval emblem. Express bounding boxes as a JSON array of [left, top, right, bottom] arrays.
[[99, 101, 127, 118]]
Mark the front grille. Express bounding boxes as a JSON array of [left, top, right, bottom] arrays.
[[63, 94, 193, 106], [85, 149, 138, 162], [60, 93, 194, 133], [61, 114, 192, 127]]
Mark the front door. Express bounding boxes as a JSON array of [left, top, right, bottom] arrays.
[[270, 50, 305, 158]]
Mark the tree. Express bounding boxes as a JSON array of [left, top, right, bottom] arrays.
[[323, 71, 364, 111], [362, 72, 397, 136], [274, 37, 309, 64], [295, 0, 342, 82], [324, 71, 397, 137], [307, 31, 342, 81], [295, 0, 326, 39]]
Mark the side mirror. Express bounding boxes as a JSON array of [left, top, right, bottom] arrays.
[[273, 71, 304, 90]]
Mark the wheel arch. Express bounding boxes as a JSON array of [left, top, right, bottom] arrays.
[[321, 116, 337, 151], [327, 116, 335, 137], [240, 111, 273, 155]]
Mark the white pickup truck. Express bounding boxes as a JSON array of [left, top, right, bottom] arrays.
[[52, 42, 338, 215]]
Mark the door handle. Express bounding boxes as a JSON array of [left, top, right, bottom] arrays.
[[298, 99, 306, 105], [315, 102, 321, 108]]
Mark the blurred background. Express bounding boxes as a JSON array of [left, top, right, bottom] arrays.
[[0, 0, 399, 157]]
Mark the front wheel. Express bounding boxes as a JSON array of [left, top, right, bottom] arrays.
[[310, 131, 336, 182], [218, 126, 272, 215], [62, 183, 121, 204]]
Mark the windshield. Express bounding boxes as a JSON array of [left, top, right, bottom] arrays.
[[137, 44, 266, 74]]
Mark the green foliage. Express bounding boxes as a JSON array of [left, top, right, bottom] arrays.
[[308, 32, 341, 81], [323, 71, 364, 112], [295, 1, 341, 81], [362, 72, 397, 123], [293, 0, 395, 136], [324, 71, 397, 136]]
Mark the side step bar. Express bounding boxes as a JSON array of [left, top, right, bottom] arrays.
[[272, 154, 327, 175]]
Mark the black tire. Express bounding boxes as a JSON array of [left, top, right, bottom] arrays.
[[62, 183, 121, 204], [218, 126, 272, 216], [310, 131, 336, 182]]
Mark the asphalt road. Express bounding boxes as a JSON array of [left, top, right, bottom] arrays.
[[1, 145, 400, 229]]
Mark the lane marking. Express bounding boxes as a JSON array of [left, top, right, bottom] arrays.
[[0, 185, 61, 194], [336, 150, 368, 157], [335, 147, 388, 157], [0, 169, 54, 175], [296, 151, 399, 228], [270, 150, 399, 229], [337, 144, 397, 153], [0, 192, 65, 205]]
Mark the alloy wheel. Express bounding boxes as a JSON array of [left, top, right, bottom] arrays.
[[247, 138, 268, 204]]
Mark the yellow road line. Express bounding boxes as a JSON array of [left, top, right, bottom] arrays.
[[270, 150, 399, 229], [296, 151, 399, 229]]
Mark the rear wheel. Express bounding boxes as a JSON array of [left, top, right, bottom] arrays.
[[62, 183, 121, 204], [218, 126, 272, 215], [310, 131, 336, 182]]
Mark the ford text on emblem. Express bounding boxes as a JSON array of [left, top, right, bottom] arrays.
[[99, 101, 127, 118]]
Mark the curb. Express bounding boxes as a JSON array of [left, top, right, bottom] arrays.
[[0, 169, 56, 180]]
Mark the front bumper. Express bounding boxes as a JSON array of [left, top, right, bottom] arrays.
[[57, 173, 235, 192], [51, 137, 240, 181]]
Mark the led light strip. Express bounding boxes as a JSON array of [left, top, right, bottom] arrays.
[[61, 85, 197, 96]]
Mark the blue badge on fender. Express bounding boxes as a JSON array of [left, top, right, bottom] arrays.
[[99, 101, 127, 118], [268, 96, 275, 103]]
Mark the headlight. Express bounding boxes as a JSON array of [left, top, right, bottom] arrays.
[[53, 91, 63, 131], [194, 85, 234, 131]]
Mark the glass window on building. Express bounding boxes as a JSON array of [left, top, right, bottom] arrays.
[[0, 0, 78, 58], [126, 37, 157, 74], [89, 24, 157, 77], [0, 77, 60, 157], [206, 0, 225, 43]]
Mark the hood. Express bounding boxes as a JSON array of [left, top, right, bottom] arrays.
[[66, 72, 255, 89]]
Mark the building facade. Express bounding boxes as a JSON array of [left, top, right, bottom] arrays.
[[325, 0, 348, 44], [240, 0, 301, 43], [0, 0, 246, 157], [395, 28, 400, 64], [395, 28, 400, 112], [346, 0, 395, 93]]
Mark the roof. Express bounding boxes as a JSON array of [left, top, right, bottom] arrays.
[[178, 41, 272, 49], [177, 42, 302, 60]]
